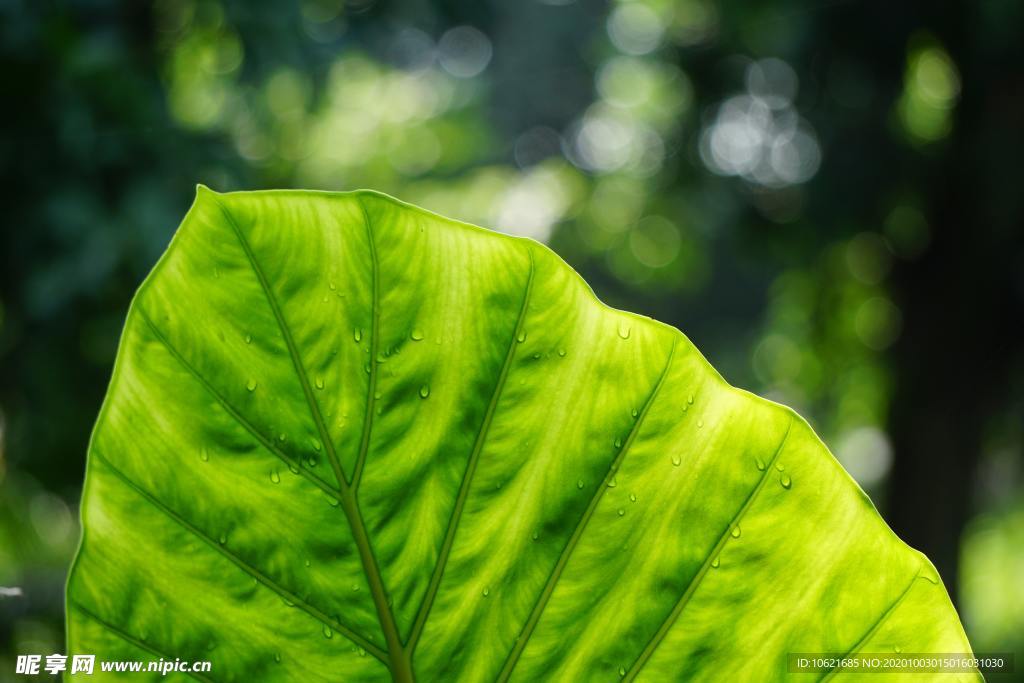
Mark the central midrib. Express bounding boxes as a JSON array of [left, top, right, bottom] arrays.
[[215, 195, 413, 682]]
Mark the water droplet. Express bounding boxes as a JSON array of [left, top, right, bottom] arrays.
[[353, 328, 362, 342], [411, 329, 424, 341], [351, 584, 360, 592], [322, 625, 333, 639], [531, 531, 539, 541], [357, 647, 366, 657], [482, 587, 490, 597], [775, 463, 785, 472], [278, 433, 287, 442], [607, 476, 617, 488], [199, 449, 210, 462], [780, 474, 792, 489], [894, 646, 902, 653], [711, 555, 720, 568], [516, 330, 527, 343], [631, 408, 638, 418], [244, 334, 252, 344], [312, 440, 322, 452], [289, 464, 300, 474], [617, 322, 631, 339], [246, 379, 257, 392], [419, 384, 430, 399], [306, 456, 317, 468], [364, 363, 371, 374], [755, 457, 766, 471], [329, 281, 336, 291], [374, 391, 382, 400], [557, 348, 566, 357], [274, 653, 281, 663], [576, 479, 585, 489], [697, 419, 704, 428], [315, 376, 325, 390], [617, 508, 625, 517], [532, 352, 541, 360], [619, 666, 626, 677], [270, 470, 280, 484], [218, 533, 226, 545], [671, 455, 681, 467], [614, 437, 622, 449], [731, 526, 741, 538], [629, 492, 637, 502], [682, 404, 688, 413]]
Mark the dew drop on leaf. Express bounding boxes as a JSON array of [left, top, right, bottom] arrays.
[[780, 474, 792, 489], [687, 394, 694, 404], [322, 625, 333, 639], [306, 456, 317, 468], [516, 330, 527, 343], [411, 329, 424, 341], [619, 667, 626, 677], [419, 384, 430, 399], [218, 534, 226, 545], [557, 348, 566, 357], [576, 479, 585, 489], [617, 508, 625, 517], [614, 437, 622, 448], [482, 587, 490, 597], [775, 462, 785, 472], [315, 376, 325, 390], [289, 464, 300, 474], [629, 493, 637, 502], [607, 476, 617, 488], [531, 531, 539, 541], [270, 470, 280, 484], [755, 457, 766, 471], [354, 328, 362, 342], [199, 448, 209, 462], [274, 653, 281, 664], [711, 555, 720, 568], [697, 419, 704, 428], [631, 408, 638, 418], [617, 322, 631, 339], [671, 455, 681, 467], [246, 379, 257, 392], [731, 525, 741, 538], [244, 334, 252, 344]]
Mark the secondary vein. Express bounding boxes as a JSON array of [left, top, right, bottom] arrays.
[[93, 450, 388, 663], [623, 417, 793, 681], [495, 338, 678, 682], [72, 600, 218, 683], [352, 195, 380, 490], [406, 249, 536, 654]]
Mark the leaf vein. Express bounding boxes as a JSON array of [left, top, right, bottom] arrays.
[[137, 308, 340, 501], [623, 416, 794, 681], [352, 195, 380, 490], [90, 451, 388, 662], [406, 249, 536, 653], [496, 338, 678, 682], [71, 600, 218, 683]]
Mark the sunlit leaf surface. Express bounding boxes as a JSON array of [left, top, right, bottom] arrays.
[[67, 188, 977, 681]]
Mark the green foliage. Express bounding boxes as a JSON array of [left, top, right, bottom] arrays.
[[67, 189, 976, 681]]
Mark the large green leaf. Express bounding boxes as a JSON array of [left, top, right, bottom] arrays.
[[67, 187, 977, 682]]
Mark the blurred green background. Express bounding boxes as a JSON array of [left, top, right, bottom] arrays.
[[1, 0, 1022, 676]]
